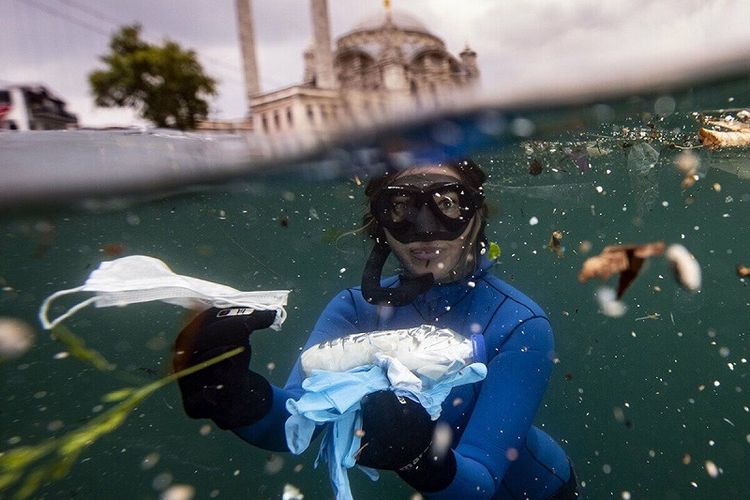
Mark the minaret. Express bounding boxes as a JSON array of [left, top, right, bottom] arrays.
[[460, 45, 480, 82], [310, 0, 337, 89], [235, 0, 261, 106]]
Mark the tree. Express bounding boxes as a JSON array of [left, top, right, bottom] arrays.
[[89, 25, 217, 130]]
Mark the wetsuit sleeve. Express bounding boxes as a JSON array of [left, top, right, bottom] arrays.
[[232, 290, 360, 451], [429, 315, 554, 499]]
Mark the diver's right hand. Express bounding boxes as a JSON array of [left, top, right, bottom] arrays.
[[172, 307, 277, 429]]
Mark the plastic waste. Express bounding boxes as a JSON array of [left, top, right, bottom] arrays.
[[38, 255, 290, 330], [300, 324, 485, 380]]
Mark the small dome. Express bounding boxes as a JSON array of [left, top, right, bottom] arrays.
[[350, 9, 432, 35]]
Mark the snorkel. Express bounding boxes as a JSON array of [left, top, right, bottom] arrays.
[[361, 238, 435, 306], [361, 161, 487, 307]]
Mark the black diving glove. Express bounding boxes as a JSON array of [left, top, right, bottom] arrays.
[[172, 307, 277, 430], [356, 390, 457, 492]]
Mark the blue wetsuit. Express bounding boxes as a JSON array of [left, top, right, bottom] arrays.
[[236, 257, 573, 499]]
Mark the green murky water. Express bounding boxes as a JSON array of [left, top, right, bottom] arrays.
[[1, 83, 750, 499]]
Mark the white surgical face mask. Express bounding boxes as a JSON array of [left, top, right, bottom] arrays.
[[39, 255, 290, 331]]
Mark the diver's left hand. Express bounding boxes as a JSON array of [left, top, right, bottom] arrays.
[[356, 390, 435, 470]]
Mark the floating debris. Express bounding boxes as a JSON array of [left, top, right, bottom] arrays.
[[529, 158, 543, 176], [635, 313, 661, 321], [674, 150, 700, 188], [596, 287, 627, 318], [699, 127, 750, 149], [161, 484, 195, 500], [699, 114, 750, 149], [264, 453, 284, 475], [282, 483, 304, 500], [737, 265, 750, 278], [101, 242, 126, 257], [578, 242, 665, 298], [0, 317, 35, 360], [547, 231, 564, 257], [704, 460, 720, 478], [431, 422, 452, 459], [666, 244, 702, 292]]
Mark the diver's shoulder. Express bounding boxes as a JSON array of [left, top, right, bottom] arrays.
[[478, 273, 548, 318]]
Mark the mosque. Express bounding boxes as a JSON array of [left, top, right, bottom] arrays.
[[234, 0, 480, 139]]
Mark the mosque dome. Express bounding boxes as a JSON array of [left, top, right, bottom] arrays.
[[349, 9, 432, 36]]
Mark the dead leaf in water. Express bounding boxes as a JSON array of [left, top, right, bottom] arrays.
[[578, 242, 666, 298], [547, 231, 564, 257]]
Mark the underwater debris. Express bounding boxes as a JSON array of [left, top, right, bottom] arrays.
[[699, 112, 750, 149], [282, 483, 304, 500], [665, 244, 702, 292], [699, 127, 750, 149], [578, 242, 666, 298], [738, 265, 750, 278], [547, 231, 565, 257], [529, 158, 543, 176], [488, 242, 501, 261], [595, 286, 627, 318], [0, 317, 34, 361], [674, 150, 700, 188], [431, 422, 452, 460], [564, 146, 590, 173], [160, 484, 195, 500], [101, 243, 126, 257], [264, 454, 284, 475]]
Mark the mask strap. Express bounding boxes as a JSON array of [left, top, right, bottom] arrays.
[[361, 241, 434, 306], [38, 286, 94, 330]]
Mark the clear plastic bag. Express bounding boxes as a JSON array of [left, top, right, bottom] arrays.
[[301, 324, 484, 380]]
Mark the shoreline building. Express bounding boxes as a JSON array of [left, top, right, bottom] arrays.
[[236, 0, 479, 140]]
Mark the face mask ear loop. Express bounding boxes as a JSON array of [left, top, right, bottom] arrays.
[[38, 286, 95, 330]]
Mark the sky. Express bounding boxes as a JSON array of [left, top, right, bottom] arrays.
[[2, 0, 749, 128]]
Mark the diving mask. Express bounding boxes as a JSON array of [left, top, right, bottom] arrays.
[[371, 178, 484, 243]]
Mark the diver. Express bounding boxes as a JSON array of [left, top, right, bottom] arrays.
[[172, 159, 579, 499]]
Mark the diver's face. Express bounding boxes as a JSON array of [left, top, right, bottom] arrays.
[[383, 166, 477, 282]]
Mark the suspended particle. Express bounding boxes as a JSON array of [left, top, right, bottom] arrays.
[[666, 244, 702, 292], [432, 422, 453, 459], [705, 460, 719, 478], [547, 231, 564, 257], [0, 317, 35, 360], [282, 483, 304, 500], [160, 484, 195, 500], [141, 452, 160, 470], [264, 454, 284, 475], [595, 287, 627, 318]]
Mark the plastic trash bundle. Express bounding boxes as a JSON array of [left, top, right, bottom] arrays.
[[301, 324, 485, 380], [38, 255, 290, 330], [286, 325, 487, 500]]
